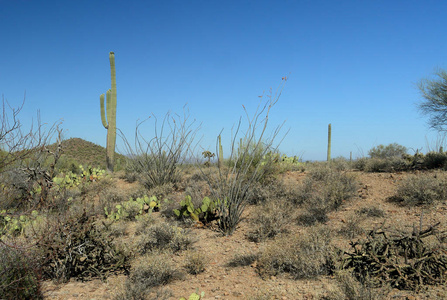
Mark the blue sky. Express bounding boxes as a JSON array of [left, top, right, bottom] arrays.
[[1, 0, 446, 161]]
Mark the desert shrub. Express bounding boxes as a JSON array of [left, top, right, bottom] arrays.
[[363, 157, 410, 172], [0, 243, 43, 299], [368, 143, 407, 159], [352, 157, 368, 171], [116, 253, 178, 300], [227, 253, 258, 267], [392, 172, 447, 206], [297, 169, 358, 226], [135, 213, 156, 233], [38, 209, 130, 282], [338, 215, 364, 239], [183, 250, 207, 275], [325, 270, 390, 300], [0, 169, 35, 210], [297, 206, 330, 226], [247, 201, 290, 242], [148, 182, 175, 201], [257, 226, 334, 279], [137, 222, 194, 254], [356, 206, 385, 218], [422, 151, 447, 169], [331, 157, 352, 171]]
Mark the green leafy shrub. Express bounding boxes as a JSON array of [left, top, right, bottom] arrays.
[[368, 143, 407, 159], [392, 172, 447, 206], [0, 243, 43, 300]]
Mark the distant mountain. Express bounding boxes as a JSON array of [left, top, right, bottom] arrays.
[[48, 138, 126, 170]]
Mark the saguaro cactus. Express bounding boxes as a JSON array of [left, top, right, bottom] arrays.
[[327, 123, 332, 162], [100, 52, 117, 172]]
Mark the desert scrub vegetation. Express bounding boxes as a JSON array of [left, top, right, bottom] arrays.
[[296, 163, 358, 226], [122, 109, 199, 189], [200, 79, 287, 235], [392, 172, 447, 206], [136, 222, 195, 254], [115, 252, 179, 300], [256, 226, 335, 279], [0, 242, 44, 299], [246, 199, 291, 242]]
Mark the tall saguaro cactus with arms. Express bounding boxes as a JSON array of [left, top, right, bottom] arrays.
[[100, 52, 117, 172]]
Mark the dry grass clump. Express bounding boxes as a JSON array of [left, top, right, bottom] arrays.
[[297, 168, 358, 225], [183, 249, 208, 275], [256, 226, 334, 279], [338, 215, 364, 239], [227, 253, 258, 268], [136, 222, 195, 254], [392, 172, 447, 206], [115, 253, 178, 300], [247, 200, 291, 242], [356, 206, 385, 218], [325, 270, 390, 300]]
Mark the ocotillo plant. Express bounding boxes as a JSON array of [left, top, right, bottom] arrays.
[[100, 52, 117, 172], [217, 134, 224, 168], [327, 123, 332, 162]]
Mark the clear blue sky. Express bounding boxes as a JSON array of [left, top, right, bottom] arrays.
[[1, 0, 446, 161]]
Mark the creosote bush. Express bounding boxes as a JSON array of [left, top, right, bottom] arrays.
[[368, 143, 407, 159]]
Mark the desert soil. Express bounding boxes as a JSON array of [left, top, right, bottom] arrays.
[[41, 171, 447, 300]]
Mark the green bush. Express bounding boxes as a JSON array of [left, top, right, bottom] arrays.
[[422, 151, 447, 169], [368, 143, 407, 159]]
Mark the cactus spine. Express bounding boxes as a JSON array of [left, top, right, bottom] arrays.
[[327, 123, 332, 162], [100, 52, 117, 172]]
